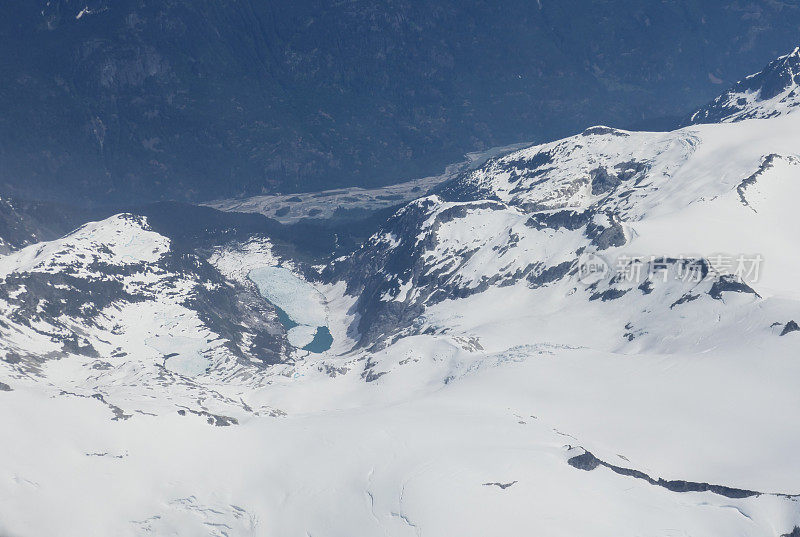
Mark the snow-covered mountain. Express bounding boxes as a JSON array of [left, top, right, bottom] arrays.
[[0, 214, 297, 420], [688, 46, 800, 124], [330, 115, 800, 352], [1, 47, 800, 537]]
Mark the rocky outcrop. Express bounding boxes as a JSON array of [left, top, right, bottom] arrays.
[[688, 46, 800, 124], [780, 320, 800, 336]]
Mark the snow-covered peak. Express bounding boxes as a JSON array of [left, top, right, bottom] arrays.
[[331, 109, 800, 351], [435, 126, 697, 220], [0, 214, 169, 278], [688, 45, 800, 124], [0, 212, 290, 380]]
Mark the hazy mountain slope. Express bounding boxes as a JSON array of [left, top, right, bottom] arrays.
[[0, 196, 92, 254], [3, 0, 800, 202]]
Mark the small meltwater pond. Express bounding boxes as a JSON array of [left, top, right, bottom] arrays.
[[248, 266, 333, 353]]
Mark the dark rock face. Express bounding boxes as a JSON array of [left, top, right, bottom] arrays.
[[482, 481, 517, 489], [688, 46, 800, 124], [432, 173, 503, 204], [566, 451, 601, 471], [589, 288, 629, 302], [590, 167, 620, 196], [708, 276, 760, 301], [323, 199, 438, 347], [568, 448, 765, 500], [737, 154, 783, 212], [526, 210, 625, 250], [527, 261, 572, 288], [166, 252, 290, 366], [586, 214, 626, 250], [177, 408, 238, 427], [526, 210, 592, 231], [780, 320, 800, 336], [3, 1, 800, 203], [581, 126, 630, 137]]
